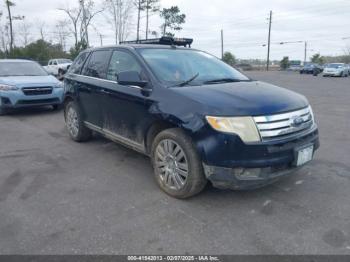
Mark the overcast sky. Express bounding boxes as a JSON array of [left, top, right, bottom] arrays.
[[1, 0, 350, 61]]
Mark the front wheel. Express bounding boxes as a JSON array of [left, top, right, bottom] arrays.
[[64, 101, 92, 142], [151, 128, 207, 199]]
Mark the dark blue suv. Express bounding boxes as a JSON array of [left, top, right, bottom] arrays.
[[63, 39, 319, 198]]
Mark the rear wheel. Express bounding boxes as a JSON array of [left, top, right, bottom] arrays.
[[64, 101, 92, 142], [151, 128, 207, 199]]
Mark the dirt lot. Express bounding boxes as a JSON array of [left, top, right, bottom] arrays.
[[0, 71, 350, 254]]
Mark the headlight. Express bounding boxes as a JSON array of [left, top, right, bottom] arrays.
[[55, 82, 63, 88], [206, 116, 261, 142], [309, 105, 315, 123], [0, 84, 19, 91]]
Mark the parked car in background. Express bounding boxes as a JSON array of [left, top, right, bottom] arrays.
[[300, 63, 323, 75], [0, 59, 64, 115], [235, 63, 253, 71], [44, 58, 73, 79], [288, 65, 302, 71], [323, 63, 349, 77], [63, 37, 319, 198]]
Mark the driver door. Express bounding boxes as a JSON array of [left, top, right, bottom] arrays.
[[99, 49, 152, 149]]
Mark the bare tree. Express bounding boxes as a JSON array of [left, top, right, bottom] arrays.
[[5, 0, 15, 52], [18, 18, 32, 46], [134, 0, 147, 41], [0, 11, 9, 53], [55, 20, 71, 51], [79, 0, 104, 46], [37, 21, 46, 41], [144, 0, 159, 39], [104, 0, 133, 44], [58, 5, 82, 48]]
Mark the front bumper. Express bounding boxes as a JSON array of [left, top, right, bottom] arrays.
[[195, 125, 319, 190], [0, 88, 64, 109]]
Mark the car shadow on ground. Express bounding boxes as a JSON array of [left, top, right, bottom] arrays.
[[2, 106, 62, 117], [89, 133, 303, 203]]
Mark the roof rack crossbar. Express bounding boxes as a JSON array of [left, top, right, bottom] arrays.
[[120, 37, 193, 48]]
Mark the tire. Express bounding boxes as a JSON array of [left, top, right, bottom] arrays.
[[58, 69, 64, 80], [64, 101, 92, 142], [340, 72, 343, 77], [151, 128, 207, 199]]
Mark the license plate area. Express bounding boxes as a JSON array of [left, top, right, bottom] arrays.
[[294, 144, 314, 167]]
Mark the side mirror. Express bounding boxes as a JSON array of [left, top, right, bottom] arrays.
[[117, 71, 148, 88]]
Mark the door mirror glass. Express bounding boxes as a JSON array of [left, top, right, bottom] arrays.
[[117, 71, 148, 88]]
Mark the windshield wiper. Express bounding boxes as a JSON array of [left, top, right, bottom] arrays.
[[172, 73, 199, 87], [203, 78, 246, 84]]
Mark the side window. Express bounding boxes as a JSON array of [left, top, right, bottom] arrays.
[[82, 50, 111, 79], [69, 52, 90, 74], [53, 60, 58, 65], [106, 50, 142, 81], [48, 60, 52, 65]]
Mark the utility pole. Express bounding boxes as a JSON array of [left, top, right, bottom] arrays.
[[304, 41, 307, 64], [5, 0, 14, 53], [221, 29, 224, 60], [137, 0, 141, 42], [146, 0, 149, 40], [266, 10, 272, 71], [80, 0, 89, 46]]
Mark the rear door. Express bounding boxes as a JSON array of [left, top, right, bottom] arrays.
[[77, 50, 112, 128]]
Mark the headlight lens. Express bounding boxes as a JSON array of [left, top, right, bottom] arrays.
[[0, 84, 19, 91], [55, 82, 63, 88], [206, 116, 261, 142]]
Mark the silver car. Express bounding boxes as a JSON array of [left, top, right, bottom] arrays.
[[323, 63, 349, 77]]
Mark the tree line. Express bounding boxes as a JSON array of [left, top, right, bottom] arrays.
[[0, 0, 187, 61]]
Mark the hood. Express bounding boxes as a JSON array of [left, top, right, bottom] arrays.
[[171, 81, 309, 116], [0, 75, 60, 88]]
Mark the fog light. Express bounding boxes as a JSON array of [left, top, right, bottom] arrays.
[[234, 168, 262, 179]]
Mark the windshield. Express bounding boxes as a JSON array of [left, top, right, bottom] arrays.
[[327, 63, 344, 68], [138, 48, 250, 86], [57, 59, 72, 64], [0, 61, 48, 77]]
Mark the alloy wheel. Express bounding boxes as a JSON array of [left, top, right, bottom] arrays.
[[66, 107, 79, 138], [155, 139, 189, 190]]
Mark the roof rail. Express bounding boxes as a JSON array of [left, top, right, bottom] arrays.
[[120, 37, 193, 47]]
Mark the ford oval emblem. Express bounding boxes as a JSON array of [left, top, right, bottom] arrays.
[[291, 116, 304, 127]]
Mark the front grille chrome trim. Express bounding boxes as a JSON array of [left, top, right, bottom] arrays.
[[254, 106, 314, 140]]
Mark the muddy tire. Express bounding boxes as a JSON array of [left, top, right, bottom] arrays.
[[64, 101, 92, 142], [151, 128, 207, 199]]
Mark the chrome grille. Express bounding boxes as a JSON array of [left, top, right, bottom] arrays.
[[254, 106, 314, 140]]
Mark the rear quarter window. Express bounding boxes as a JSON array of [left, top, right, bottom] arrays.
[[69, 52, 90, 74], [82, 50, 112, 79]]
